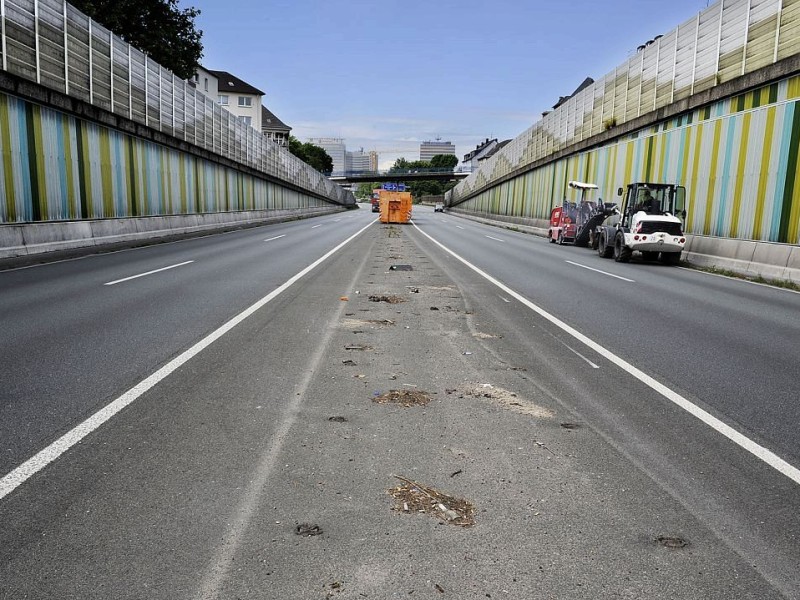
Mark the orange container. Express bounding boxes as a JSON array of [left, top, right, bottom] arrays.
[[378, 190, 413, 224]]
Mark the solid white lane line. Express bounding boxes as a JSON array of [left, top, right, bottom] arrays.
[[412, 222, 800, 486], [456, 225, 465, 230], [0, 220, 376, 502], [311, 224, 322, 229], [485, 235, 504, 242], [104, 261, 194, 286], [264, 235, 286, 242], [565, 260, 635, 282]]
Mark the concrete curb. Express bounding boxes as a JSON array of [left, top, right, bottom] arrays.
[[448, 208, 800, 284], [0, 207, 346, 266]]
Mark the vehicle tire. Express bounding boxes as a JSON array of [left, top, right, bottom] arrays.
[[659, 251, 681, 265], [548, 230, 555, 243], [613, 233, 632, 263], [598, 233, 613, 258], [641, 251, 658, 261]]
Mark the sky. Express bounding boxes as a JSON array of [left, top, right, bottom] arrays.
[[190, 0, 714, 170]]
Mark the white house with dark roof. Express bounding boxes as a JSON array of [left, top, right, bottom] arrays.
[[191, 66, 219, 99], [462, 138, 499, 172], [260, 105, 291, 147], [208, 69, 265, 130]]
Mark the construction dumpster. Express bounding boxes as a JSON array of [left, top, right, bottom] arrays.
[[378, 190, 413, 224]]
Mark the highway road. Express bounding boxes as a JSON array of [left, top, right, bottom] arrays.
[[1, 206, 798, 599]]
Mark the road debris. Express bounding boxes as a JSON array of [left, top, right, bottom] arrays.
[[389, 264, 414, 271], [450, 469, 463, 478], [373, 390, 431, 407], [345, 345, 372, 351], [369, 294, 405, 304], [473, 332, 502, 339], [328, 416, 348, 422], [560, 422, 581, 430], [339, 296, 349, 301], [656, 535, 689, 548], [294, 523, 323, 536], [342, 360, 357, 366], [459, 384, 555, 418], [534, 441, 556, 456], [388, 475, 475, 527], [342, 318, 395, 328]]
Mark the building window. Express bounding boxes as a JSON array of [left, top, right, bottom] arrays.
[[238, 96, 252, 107], [204, 77, 208, 92], [218, 95, 229, 105], [239, 116, 252, 126]]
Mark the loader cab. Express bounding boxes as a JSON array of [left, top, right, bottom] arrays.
[[617, 183, 687, 229]]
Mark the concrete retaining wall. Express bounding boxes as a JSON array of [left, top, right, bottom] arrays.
[[449, 207, 800, 284], [0, 207, 344, 262]]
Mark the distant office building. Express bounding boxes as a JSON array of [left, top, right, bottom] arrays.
[[369, 151, 379, 171], [261, 106, 291, 147], [420, 139, 456, 162], [347, 148, 372, 172], [309, 138, 346, 173]]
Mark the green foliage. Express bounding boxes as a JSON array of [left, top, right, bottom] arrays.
[[356, 182, 381, 198], [70, 0, 203, 80], [386, 155, 459, 200], [287, 136, 334, 173], [429, 154, 458, 169]]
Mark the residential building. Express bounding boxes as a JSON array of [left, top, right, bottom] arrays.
[[261, 106, 291, 147], [369, 151, 379, 172], [462, 138, 499, 172], [308, 138, 346, 174], [208, 69, 265, 130], [477, 139, 511, 164], [551, 77, 594, 110], [191, 66, 218, 99], [420, 139, 456, 162]]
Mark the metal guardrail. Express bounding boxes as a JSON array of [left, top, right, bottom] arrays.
[[0, 0, 352, 205], [450, 0, 799, 203]]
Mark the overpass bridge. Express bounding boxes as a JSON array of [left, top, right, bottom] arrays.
[[328, 168, 471, 184]]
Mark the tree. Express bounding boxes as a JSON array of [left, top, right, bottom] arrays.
[[287, 136, 334, 174], [430, 154, 458, 170], [70, 0, 203, 80], [356, 183, 380, 199]]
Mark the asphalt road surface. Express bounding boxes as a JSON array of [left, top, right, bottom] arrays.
[[1, 206, 798, 599]]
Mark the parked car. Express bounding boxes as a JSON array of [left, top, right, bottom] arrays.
[[434, 202, 444, 212]]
